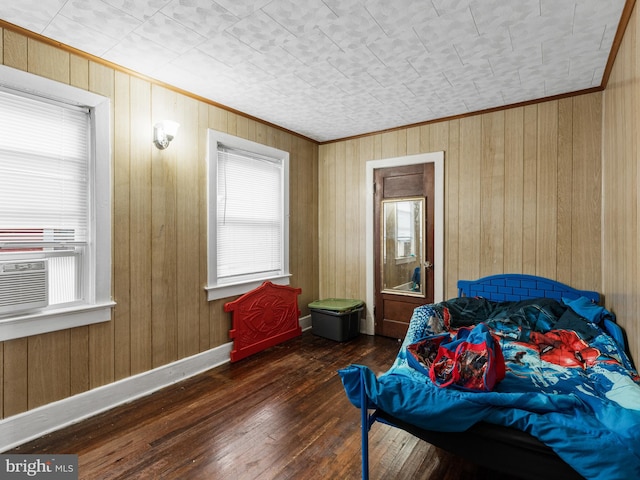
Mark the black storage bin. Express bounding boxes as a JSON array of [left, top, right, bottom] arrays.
[[308, 298, 364, 342]]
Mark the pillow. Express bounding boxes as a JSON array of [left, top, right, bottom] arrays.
[[562, 296, 604, 323]]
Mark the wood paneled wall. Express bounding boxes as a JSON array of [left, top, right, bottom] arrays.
[[603, 3, 640, 365], [319, 93, 602, 320], [0, 28, 319, 419]]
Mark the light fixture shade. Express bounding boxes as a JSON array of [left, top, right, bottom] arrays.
[[153, 120, 180, 150], [162, 120, 180, 137]]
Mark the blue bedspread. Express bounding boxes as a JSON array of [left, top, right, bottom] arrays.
[[339, 297, 640, 480]]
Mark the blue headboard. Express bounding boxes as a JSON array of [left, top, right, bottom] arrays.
[[458, 274, 599, 304]]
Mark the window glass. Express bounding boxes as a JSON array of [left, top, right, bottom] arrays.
[[207, 130, 290, 300], [0, 89, 89, 308]]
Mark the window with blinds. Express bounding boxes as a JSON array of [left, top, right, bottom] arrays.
[[0, 64, 112, 341], [207, 130, 290, 300], [0, 88, 90, 306]]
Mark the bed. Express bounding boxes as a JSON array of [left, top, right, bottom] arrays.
[[339, 274, 640, 480]]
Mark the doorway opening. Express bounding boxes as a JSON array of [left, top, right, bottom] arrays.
[[364, 152, 444, 335]]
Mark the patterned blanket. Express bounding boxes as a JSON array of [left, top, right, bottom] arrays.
[[339, 297, 640, 480]]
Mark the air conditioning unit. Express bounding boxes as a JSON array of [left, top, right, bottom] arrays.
[[0, 260, 48, 315]]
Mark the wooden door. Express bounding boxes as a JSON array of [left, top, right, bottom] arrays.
[[374, 163, 435, 339]]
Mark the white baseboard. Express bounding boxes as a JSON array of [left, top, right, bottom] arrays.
[[0, 316, 312, 452], [0, 341, 233, 452], [299, 313, 311, 331]]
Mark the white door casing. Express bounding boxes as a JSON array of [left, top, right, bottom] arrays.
[[364, 151, 444, 335]]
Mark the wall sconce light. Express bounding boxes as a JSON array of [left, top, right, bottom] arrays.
[[153, 120, 180, 150]]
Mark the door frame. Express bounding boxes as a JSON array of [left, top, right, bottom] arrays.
[[364, 151, 444, 335]]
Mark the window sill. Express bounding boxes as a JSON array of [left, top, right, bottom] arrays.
[[205, 275, 291, 301], [0, 301, 116, 341]]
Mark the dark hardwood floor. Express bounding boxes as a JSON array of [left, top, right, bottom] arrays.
[[9, 332, 522, 479]]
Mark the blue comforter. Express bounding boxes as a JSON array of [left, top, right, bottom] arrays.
[[339, 297, 640, 480]]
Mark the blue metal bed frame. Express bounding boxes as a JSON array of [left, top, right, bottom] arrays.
[[358, 274, 626, 480]]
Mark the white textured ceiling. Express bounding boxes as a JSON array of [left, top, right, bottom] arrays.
[[0, 0, 627, 142]]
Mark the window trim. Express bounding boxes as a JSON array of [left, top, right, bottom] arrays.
[[0, 65, 114, 341], [206, 130, 290, 301]]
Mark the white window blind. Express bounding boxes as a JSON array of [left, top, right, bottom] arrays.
[[0, 89, 89, 249], [217, 145, 283, 283]]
